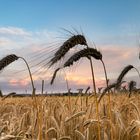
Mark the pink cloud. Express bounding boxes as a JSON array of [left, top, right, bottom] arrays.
[[9, 79, 29, 87], [9, 79, 18, 86]]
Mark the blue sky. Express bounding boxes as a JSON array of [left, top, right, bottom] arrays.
[[0, 0, 140, 32], [0, 0, 140, 47], [0, 0, 140, 93]]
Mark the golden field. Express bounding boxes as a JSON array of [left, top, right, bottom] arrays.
[[0, 94, 140, 140]]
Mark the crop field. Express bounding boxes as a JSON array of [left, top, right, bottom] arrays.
[[0, 94, 140, 140], [1, 0, 140, 139]]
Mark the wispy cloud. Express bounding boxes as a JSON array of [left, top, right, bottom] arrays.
[[0, 26, 31, 36], [0, 37, 14, 47]]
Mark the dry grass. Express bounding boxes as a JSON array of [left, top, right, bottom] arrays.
[[0, 94, 140, 140]]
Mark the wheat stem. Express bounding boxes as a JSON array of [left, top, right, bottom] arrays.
[[101, 60, 113, 140], [89, 57, 101, 140], [85, 44, 101, 140], [19, 57, 35, 96]]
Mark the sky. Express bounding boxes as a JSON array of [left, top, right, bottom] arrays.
[[0, 0, 140, 94]]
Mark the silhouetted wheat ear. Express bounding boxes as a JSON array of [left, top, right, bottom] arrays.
[[85, 86, 90, 94], [49, 35, 87, 67], [50, 68, 61, 85], [2, 92, 16, 101], [116, 65, 134, 88], [98, 83, 116, 103], [128, 81, 136, 98], [103, 83, 117, 93], [0, 54, 19, 71], [64, 48, 102, 67]]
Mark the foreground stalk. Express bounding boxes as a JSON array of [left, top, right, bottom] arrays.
[[101, 60, 113, 140], [20, 57, 35, 97], [89, 58, 101, 140], [20, 57, 42, 139]]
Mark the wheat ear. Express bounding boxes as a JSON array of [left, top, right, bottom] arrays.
[[49, 34, 87, 66]]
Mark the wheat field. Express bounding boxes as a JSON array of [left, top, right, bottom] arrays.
[[0, 94, 140, 140], [0, 32, 139, 140]]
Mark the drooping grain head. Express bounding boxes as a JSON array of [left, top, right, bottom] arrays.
[[55, 35, 87, 56], [0, 54, 19, 71], [103, 83, 116, 94], [85, 86, 90, 94], [128, 80, 136, 98], [49, 34, 87, 67], [50, 68, 61, 85], [64, 48, 102, 68], [2, 92, 16, 101], [116, 65, 134, 88], [75, 35, 87, 45], [88, 48, 102, 60], [98, 83, 116, 103], [50, 48, 101, 85]]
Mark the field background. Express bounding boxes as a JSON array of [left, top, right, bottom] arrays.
[[0, 94, 140, 140]]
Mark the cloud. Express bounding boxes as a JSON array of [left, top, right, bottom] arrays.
[[0, 26, 139, 93], [66, 73, 91, 86], [9, 79, 29, 86], [0, 37, 12, 46], [0, 26, 31, 36]]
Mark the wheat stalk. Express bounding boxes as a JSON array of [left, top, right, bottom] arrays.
[[116, 65, 134, 89], [0, 54, 35, 97], [64, 48, 102, 67], [50, 48, 102, 84], [128, 81, 136, 98], [98, 83, 116, 103], [64, 47, 101, 140], [1, 92, 16, 101], [50, 68, 61, 85], [0, 54, 38, 135], [85, 86, 90, 94], [50, 47, 102, 140]]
